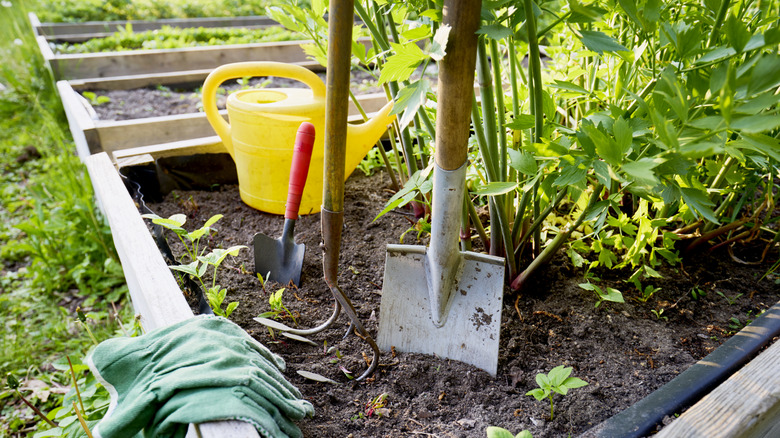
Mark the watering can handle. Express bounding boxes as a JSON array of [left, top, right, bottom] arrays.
[[286, 123, 316, 220], [201, 62, 327, 155]]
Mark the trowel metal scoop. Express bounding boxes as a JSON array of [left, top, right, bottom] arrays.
[[377, 0, 505, 376], [253, 122, 315, 286]]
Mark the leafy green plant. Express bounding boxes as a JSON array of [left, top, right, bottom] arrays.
[[526, 365, 588, 420], [54, 24, 303, 54], [36, 0, 272, 22], [486, 427, 533, 438], [142, 213, 246, 318]]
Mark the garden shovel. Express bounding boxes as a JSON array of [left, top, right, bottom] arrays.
[[253, 122, 315, 287], [377, 0, 505, 376]]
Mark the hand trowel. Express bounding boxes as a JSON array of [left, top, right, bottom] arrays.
[[253, 122, 315, 286]]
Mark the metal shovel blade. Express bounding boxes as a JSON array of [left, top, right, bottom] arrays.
[[377, 245, 505, 376], [254, 219, 304, 286]]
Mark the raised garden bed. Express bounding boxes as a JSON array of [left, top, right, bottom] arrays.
[[85, 146, 780, 437]]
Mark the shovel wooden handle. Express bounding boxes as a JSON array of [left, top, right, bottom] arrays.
[[435, 0, 482, 171], [285, 122, 315, 220]]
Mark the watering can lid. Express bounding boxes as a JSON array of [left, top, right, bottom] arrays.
[[228, 88, 324, 115]]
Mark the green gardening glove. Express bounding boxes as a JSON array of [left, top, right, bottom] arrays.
[[86, 315, 313, 438]]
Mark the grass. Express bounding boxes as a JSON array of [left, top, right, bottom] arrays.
[[0, 2, 131, 435]]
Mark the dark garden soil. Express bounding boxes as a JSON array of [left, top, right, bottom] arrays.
[[111, 71, 780, 437], [144, 170, 779, 438], [86, 66, 437, 121]]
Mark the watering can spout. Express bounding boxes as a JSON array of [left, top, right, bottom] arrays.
[[345, 100, 395, 174]]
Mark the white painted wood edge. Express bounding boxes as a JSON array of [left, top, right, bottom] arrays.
[[85, 152, 260, 437], [56, 80, 97, 160], [656, 338, 780, 437]]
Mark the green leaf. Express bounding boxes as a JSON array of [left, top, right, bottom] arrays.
[[225, 301, 239, 317], [617, 0, 646, 32], [612, 117, 633, 154], [526, 387, 547, 401], [680, 187, 719, 224], [730, 114, 780, 134], [428, 24, 451, 61], [568, 0, 608, 23], [621, 158, 662, 186], [474, 182, 518, 196], [378, 42, 427, 85], [517, 431, 533, 438], [579, 30, 630, 54], [392, 79, 432, 130], [548, 365, 572, 386], [402, 24, 431, 41], [724, 13, 751, 53], [553, 164, 587, 187], [601, 287, 625, 303], [585, 124, 621, 166], [170, 261, 199, 277], [549, 80, 591, 95], [563, 377, 589, 389], [486, 427, 516, 438], [506, 114, 536, 130], [741, 134, 780, 161], [508, 149, 538, 175], [203, 214, 223, 228], [477, 24, 514, 41]]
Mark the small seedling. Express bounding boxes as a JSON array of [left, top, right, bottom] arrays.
[[351, 393, 388, 420], [690, 286, 706, 300], [486, 427, 533, 438], [651, 308, 668, 321], [526, 365, 588, 420], [257, 288, 297, 325], [82, 91, 111, 106], [578, 281, 624, 307], [716, 291, 742, 305]]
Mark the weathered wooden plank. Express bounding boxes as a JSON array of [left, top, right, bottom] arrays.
[[112, 136, 226, 165], [34, 14, 277, 39], [67, 63, 322, 91], [85, 152, 260, 438], [91, 92, 389, 153], [57, 80, 100, 159], [51, 40, 315, 80], [656, 338, 780, 438], [94, 111, 229, 153]]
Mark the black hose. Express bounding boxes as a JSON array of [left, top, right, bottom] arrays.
[[581, 299, 780, 437]]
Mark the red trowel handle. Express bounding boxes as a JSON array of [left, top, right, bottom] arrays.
[[285, 122, 316, 220]]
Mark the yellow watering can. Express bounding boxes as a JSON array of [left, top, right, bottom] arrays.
[[202, 61, 395, 215]]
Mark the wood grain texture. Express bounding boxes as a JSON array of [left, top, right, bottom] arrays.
[[435, 0, 482, 170], [85, 152, 260, 437], [656, 339, 780, 438]]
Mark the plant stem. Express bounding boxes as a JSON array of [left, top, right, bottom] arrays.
[[67, 356, 85, 414], [549, 395, 555, 420], [73, 401, 94, 438], [511, 184, 603, 291], [708, 0, 732, 47], [14, 389, 56, 428]]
